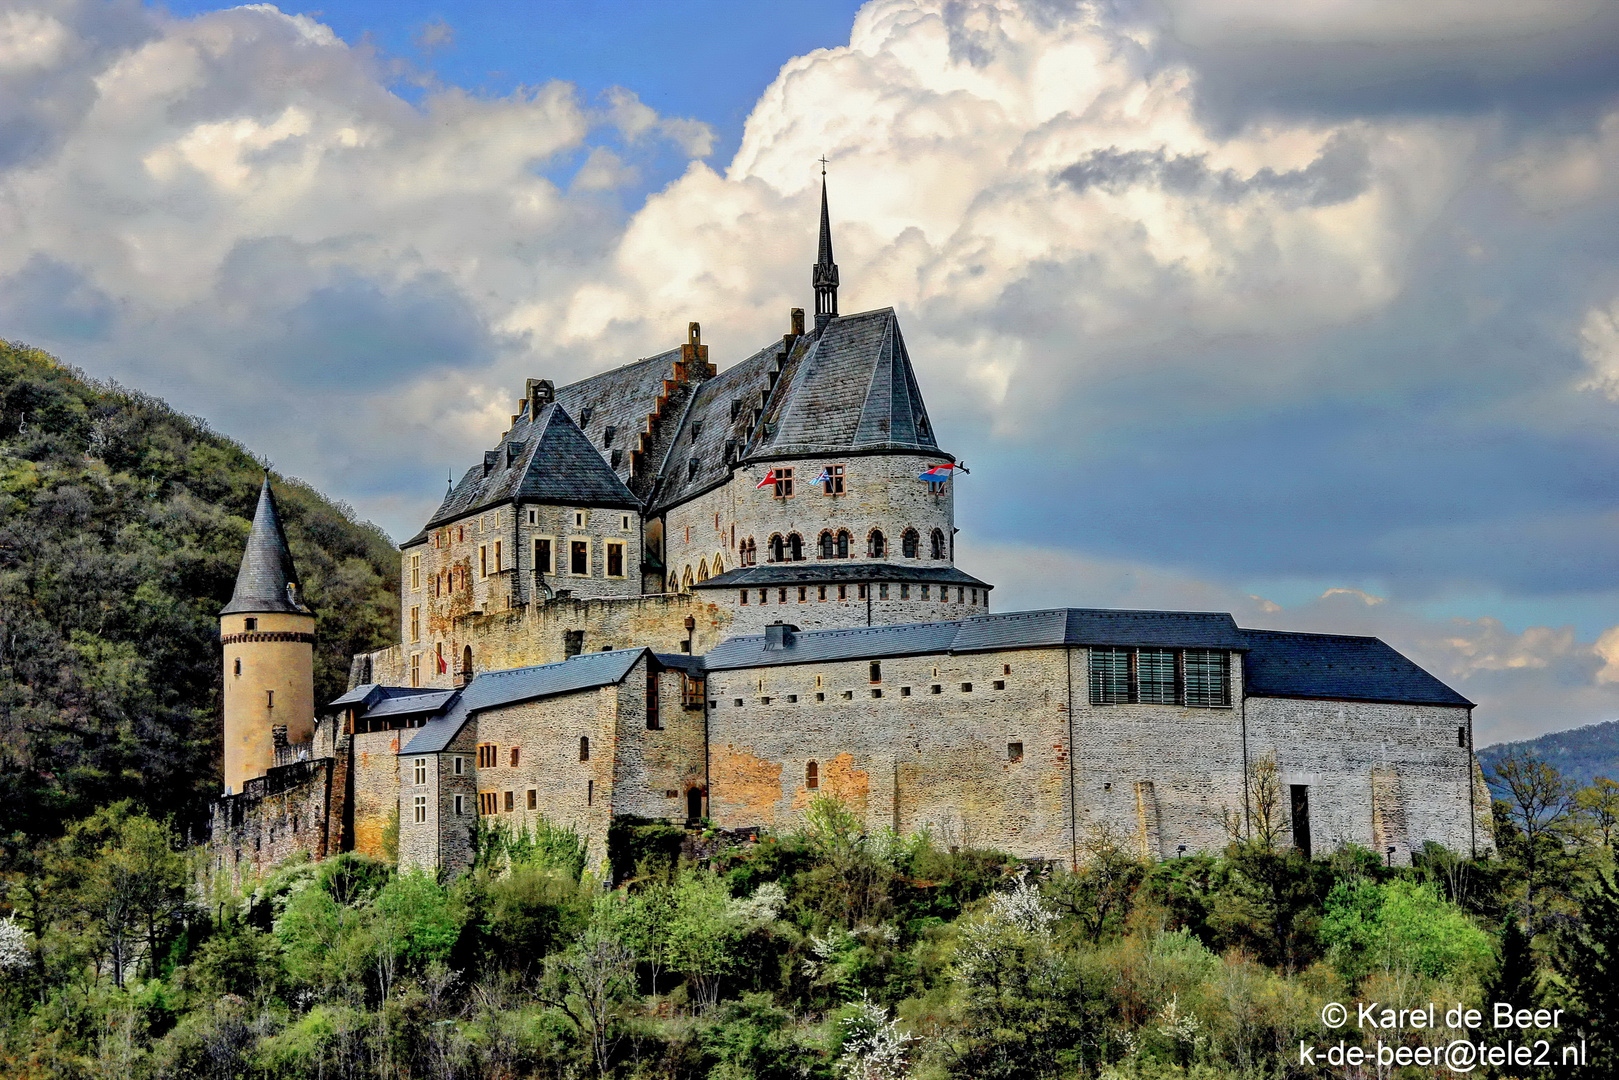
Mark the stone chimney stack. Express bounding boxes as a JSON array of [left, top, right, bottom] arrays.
[[525, 378, 555, 420]]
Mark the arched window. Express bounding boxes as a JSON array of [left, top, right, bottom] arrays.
[[837, 530, 850, 559], [697, 559, 708, 582], [712, 554, 724, 575], [931, 528, 946, 559], [787, 533, 804, 561], [902, 528, 920, 558], [770, 534, 785, 563], [806, 760, 819, 789], [461, 645, 474, 685], [682, 565, 694, 591], [579, 736, 590, 762], [742, 537, 756, 565], [869, 529, 886, 558], [819, 531, 835, 559]]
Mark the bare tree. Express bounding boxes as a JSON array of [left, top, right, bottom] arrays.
[[540, 924, 637, 1078]]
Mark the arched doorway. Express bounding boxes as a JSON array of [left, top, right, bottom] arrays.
[[461, 645, 474, 686], [686, 787, 704, 824]]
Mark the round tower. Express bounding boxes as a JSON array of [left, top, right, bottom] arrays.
[[220, 477, 315, 793]]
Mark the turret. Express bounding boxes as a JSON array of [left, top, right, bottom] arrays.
[[812, 164, 839, 334], [220, 478, 315, 793]]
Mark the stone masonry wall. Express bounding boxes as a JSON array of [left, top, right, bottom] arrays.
[[611, 661, 709, 822], [706, 646, 1073, 861], [458, 681, 624, 870], [207, 758, 333, 890], [662, 453, 956, 592], [353, 592, 733, 692], [350, 729, 401, 860], [713, 579, 990, 635], [1244, 696, 1489, 862], [398, 727, 479, 873]]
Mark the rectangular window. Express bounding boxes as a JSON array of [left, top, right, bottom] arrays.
[[900, 584, 910, 599], [798, 586, 807, 602], [453, 756, 464, 775], [740, 590, 749, 604], [879, 583, 889, 599], [571, 539, 589, 575], [606, 541, 625, 578], [818, 585, 827, 601], [1008, 742, 1023, 763], [773, 467, 794, 498], [477, 744, 497, 769], [410, 606, 420, 643], [682, 673, 705, 709], [244, 617, 257, 631], [410, 654, 420, 687], [534, 537, 553, 574], [838, 584, 847, 600], [413, 758, 427, 785], [647, 670, 661, 729], [413, 795, 427, 823], [1089, 647, 1131, 704], [565, 629, 584, 657], [510, 746, 520, 767], [824, 464, 845, 494], [1183, 650, 1231, 708], [478, 792, 498, 816], [454, 794, 465, 815], [858, 584, 868, 600], [494, 540, 502, 572], [993, 680, 1006, 690], [587, 780, 594, 806], [527, 789, 537, 810], [504, 790, 514, 812], [921, 584, 930, 600], [621, 514, 631, 531], [1137, 648, 1177, 704], [479, 545, 488, 578], [528, 509, 537, 525], [410, 554, 421, 590]]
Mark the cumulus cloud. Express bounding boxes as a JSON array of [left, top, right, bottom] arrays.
[[5, 0, 1619, 740]]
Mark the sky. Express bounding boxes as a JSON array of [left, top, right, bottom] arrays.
[[6, 0, 1619, 746]]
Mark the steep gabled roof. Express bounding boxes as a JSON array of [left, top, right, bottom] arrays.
[[410, 402, 639, 542], [753, 308, 942, 459], [222, 478, 311, 616], [1240, 628, 1473, 707], [555, 348, 683, 491]]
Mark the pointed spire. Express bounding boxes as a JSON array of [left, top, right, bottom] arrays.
[[813, 157, 839, 334], [221, 477, 310, 615]]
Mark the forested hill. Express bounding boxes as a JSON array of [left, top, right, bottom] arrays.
[[0, 340, 398, 840], [1479, 719, 1619, 795]]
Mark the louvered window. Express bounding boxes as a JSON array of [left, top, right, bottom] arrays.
[[1137, 649, 1177, 704], [1183, 649, 1231, 708], [1089, 646, 1230, 707], [1089, 647, 1131, 703]]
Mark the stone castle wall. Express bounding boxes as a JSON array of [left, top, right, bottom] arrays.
[[207, 758, 335, 890]]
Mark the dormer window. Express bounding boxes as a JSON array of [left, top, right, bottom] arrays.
[[579, 406, 594, 426], [610, 449, 622, 468], [731, 400, 743, 420], [691, 421, 704, 440], [688, 458, 700, 480], [603, 425, 616, 447]]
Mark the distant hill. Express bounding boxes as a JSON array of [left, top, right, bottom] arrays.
[[1478, 720, 1619, 798], [0, 340, 398, 839]]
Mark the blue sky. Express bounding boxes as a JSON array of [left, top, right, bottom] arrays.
[[11, 0, 1619, 742]]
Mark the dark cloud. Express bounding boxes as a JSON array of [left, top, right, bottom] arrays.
[[1058, 133, 1371, 207], [0, 254, 116, 342]]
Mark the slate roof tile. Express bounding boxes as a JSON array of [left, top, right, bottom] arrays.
[[222, 478, 311, 615], [1240, 628, 1472, 707]]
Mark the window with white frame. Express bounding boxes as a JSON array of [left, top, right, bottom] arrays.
[[413, 758, 427, 785], [413, 795, 427, 823]]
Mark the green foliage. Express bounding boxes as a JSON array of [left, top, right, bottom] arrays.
[[482, 815, 590, 881], [607, 814, 687, 883], [1554, 871, 1619, 1076], [1321, 877, 1494, 984], [0, 340, 398, 839]]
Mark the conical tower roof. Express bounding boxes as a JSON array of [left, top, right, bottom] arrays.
[[222, 477, 310, 615]]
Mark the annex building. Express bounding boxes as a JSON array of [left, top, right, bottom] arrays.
[[209, 180, 1494, 883]]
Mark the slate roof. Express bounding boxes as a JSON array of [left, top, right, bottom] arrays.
[[222, 478, 311, 616], [555, 349, 683, 492], [400, 648, 651, 754], [702, 607, 1248, 671], [752, 309, 942, 460], [327, 684, 449, 709], [409, 402, 639, 544], [364, 690, 457, 719], [1240, 628, 1472, 707], [647, 336, 794, 511], [696, 564, 991, 589]]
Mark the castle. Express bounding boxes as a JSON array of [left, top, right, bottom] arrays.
[[209, 177, 1494, 882]]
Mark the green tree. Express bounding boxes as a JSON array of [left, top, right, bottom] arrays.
[[1553, 871, 1619, 1077], [1575, 778, 1619, 850], [1491, 749, 1578, 927], [1321, 878, 1494, 984]]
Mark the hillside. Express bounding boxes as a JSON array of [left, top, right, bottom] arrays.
[[0, 340, 398, 839], [1478, 719, 1619, 795]]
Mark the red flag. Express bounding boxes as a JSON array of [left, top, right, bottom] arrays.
[[436, 649, 447, 674], [755, 470, 776, 490]]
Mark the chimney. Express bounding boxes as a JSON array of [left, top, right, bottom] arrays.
[[763, 622, 799, 650], [525, 378, 555, 420], [790, 308, 805, 337], [680, 321, 715, 380]]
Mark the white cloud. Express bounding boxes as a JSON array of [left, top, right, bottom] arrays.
[[1580, 297, 1619, 400]]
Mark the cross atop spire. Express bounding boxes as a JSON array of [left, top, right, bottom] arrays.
[[813, 160, 839, 334]]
